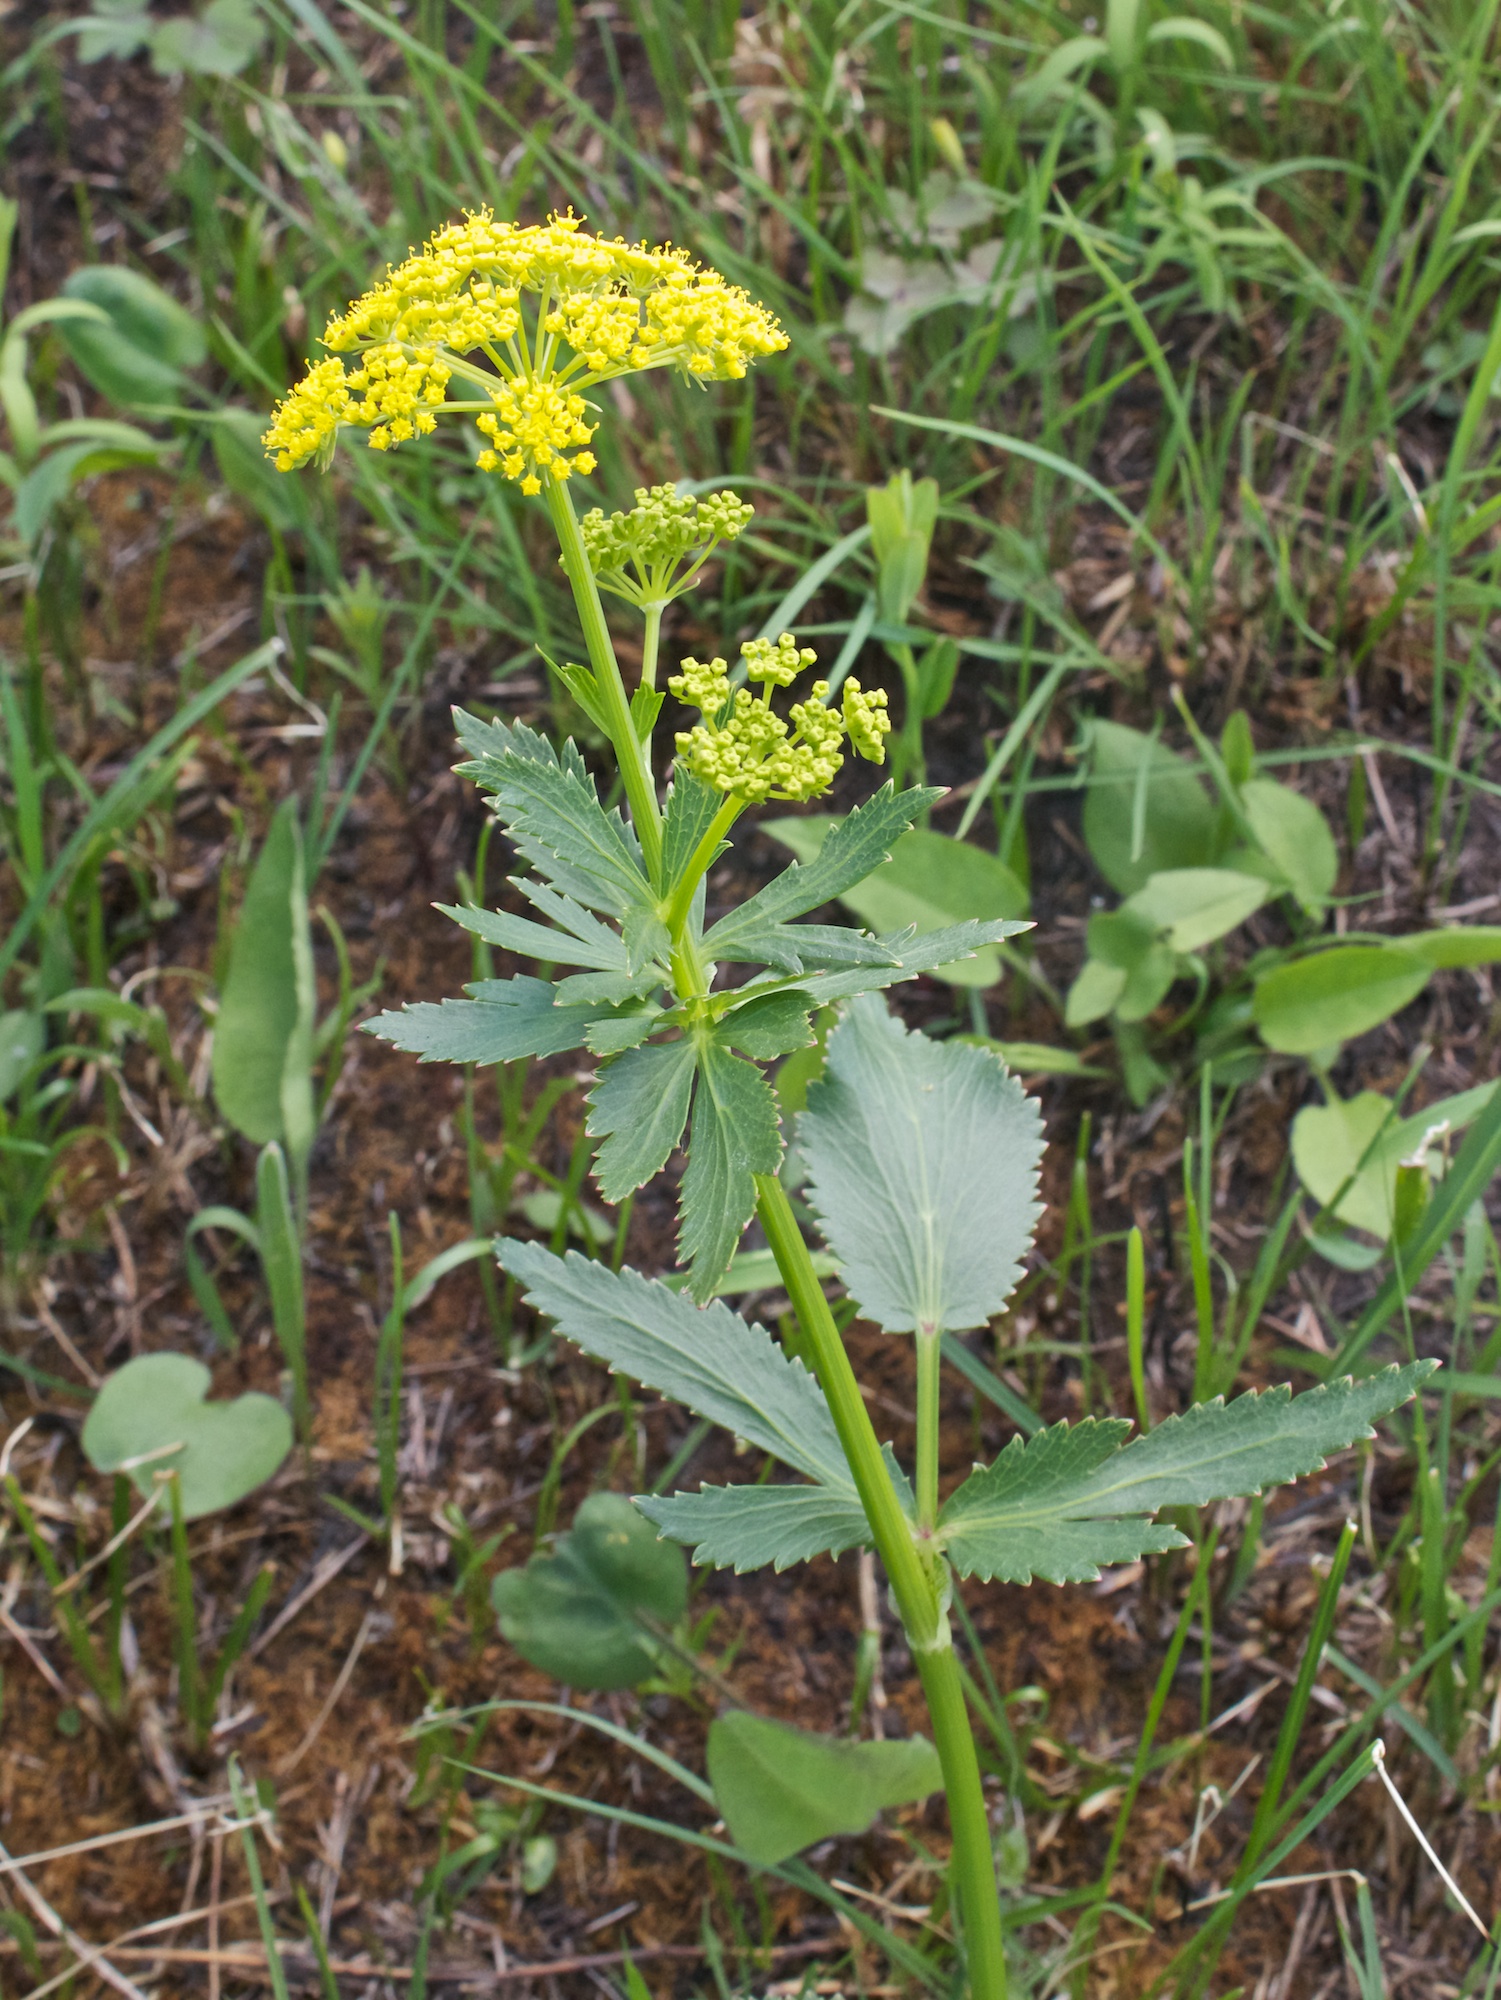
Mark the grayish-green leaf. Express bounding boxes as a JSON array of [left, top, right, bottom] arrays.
[[366, 976, 598, 1064], [438, 900, 628, 972], [703, 784, 937, 960], [1082, 720, 1221, 895], [1253, 946, 1431, 1055], [212, 799, 315, 1154], [636, 1483, 871, 1572], [762, 820, 1027, 988], [587, 1038, 698, 1201], [719, 990, 816, 1060], [661, 770, 727, 892], [800, 997, 1044, 1334], [796, 918, 1031, 1003], [939, 1364, 1434, 1582], [495, 1242, 855, 1490], [452, 711, 652, 919], [708, 1713, 942, 1866], [491, 1493, 687, 1691], [679, 1037, 784, 1298], [82, 1353, 292, 1520]]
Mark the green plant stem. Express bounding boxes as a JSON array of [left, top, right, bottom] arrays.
[[641, 602, 663, 693], [915, 1326, 941, 1531], [662, 794, 742, 942], [546, 477, 663, 881], [754, 1174, 1006, 2000]]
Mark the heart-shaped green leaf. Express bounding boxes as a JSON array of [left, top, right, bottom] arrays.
[[82, 1353, 292, 1519], [708, 1712, 942, 1865]]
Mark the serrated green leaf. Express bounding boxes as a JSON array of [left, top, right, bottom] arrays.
[[800, 997, 1044, 1334], [719, 990, 816, 1060], [451, 711, 652, 919], [1253, 946, 1431, 1055], [587, 1039, 698, 1201], [555, 968, 661, 1007], [1075, 1364, 1435, 1514], [365, 976, 598, 1064], [437, 900, 627, 972], [1082, 720, 1222, 895], [635, 1483, 871, 1572], [762, 820, 1027, 988], [495, 1242, 855, 1490], [584, 1006, 665, 1056], [938, 1365, 1434, 1582], [707, 1713, 942, 1866], [676, 1036, 783, 1298], [703, 784, 936, 961], [796, 918, 1031, 1003], [661, 770, 727, 893]]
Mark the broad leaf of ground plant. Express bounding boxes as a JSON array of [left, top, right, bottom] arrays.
[[707, 1711, 943, 1866], [83, 1352, 292, 1519], [939, 1363, 1435, 1583], [492, 1492, 686, 1691], [799, 997, 1045, 1334], [212, 796, 315, 1152]]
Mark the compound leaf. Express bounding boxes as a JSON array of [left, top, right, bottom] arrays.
[[366, 975, 598, 1064], [719, 989, 816, 1060], [800, 997, 1044, 1334], [587, 1038, 698, 1202], [437, 899, 628, 973], [678, 1036, 783, 1299], [703, 784, 937, 959], [495, 1241, 854, 1491], [453, 710, 652, 919], [636, 1482, 872, 1573], [661, 770, 727, 892], [796, 918, 1031, 1002], [939, 1363, 1434, 1583]]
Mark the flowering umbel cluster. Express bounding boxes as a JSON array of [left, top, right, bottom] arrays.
[[262, 212, 788, 493], [580, 483, 754, 608], [669, 634, 891, 804]]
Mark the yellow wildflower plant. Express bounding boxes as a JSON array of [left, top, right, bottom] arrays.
[[668, 634, 889, 805], [262, 210, 787, 492]]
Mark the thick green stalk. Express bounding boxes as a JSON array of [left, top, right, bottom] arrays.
[[546, 478, 663, 881], [915, 1326, 942, 1531], [754, 1174, 1007, 2000]]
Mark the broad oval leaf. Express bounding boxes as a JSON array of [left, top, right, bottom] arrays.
[[799, 996, 1044, 1334], [707, 1712, 942, 1866], [1081, 720, 1221, 895], [60, 265, 206, 405], [1253, 945, 1430, 1055], [212, 799, 315, 1148], [1123, 867, 1269, 953], [491, 1493, 687, 1691], [1239, 778, 1338, 913], [762, 820, 1026, 989], [1291, 1082, 1498, 1240], [82, 1353, 292, 1519], [1399, 925, 1501, 971]]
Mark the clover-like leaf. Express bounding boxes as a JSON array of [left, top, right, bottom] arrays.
[[82, 1353, 292, 1520]]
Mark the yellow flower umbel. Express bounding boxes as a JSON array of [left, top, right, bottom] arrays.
[[669, 634, 890, 805], [262, 211, 788, 494]]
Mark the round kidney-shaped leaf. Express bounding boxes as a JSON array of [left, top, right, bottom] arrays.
[[82, 1353, 292, 1519]]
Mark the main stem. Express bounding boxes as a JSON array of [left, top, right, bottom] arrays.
[[755, 1175, 1008, 2000], [546, 477, 663, 883]]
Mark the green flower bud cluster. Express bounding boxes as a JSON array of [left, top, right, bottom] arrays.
[[668, 634, 888, 804], [578, 482, 754, 608]]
